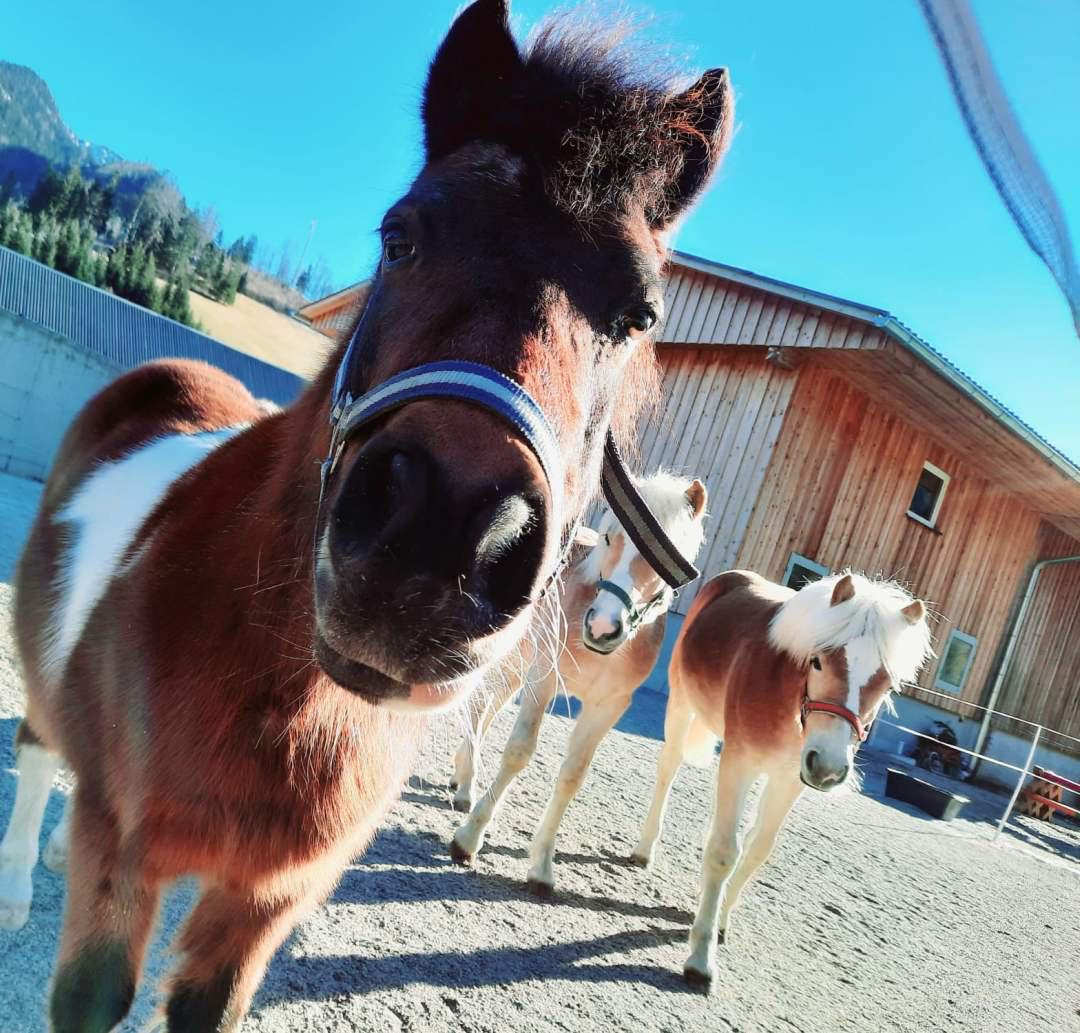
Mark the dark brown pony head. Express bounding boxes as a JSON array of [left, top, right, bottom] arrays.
[[315, 0, 733, 710]]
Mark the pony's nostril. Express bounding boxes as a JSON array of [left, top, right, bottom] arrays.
[[805, 750, 819, 776], [467, 493, 545, 618], [331, 445, 428, 564]]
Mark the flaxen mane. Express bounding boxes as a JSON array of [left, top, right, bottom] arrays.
[[768, 572, 934, 685]]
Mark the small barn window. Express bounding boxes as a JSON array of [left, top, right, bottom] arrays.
[[907, 462, 950, 528], [783, 553, 830, 591], [934, 629, 977, 694]]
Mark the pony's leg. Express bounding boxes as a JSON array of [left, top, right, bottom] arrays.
[[630, 695, 694, 867], [451, 678, 518, 812], [683, 750, 755, 989], [162, 870, 336, 1032], [50, 793, 160, 1033], [450, 673, 556, 863], [43, 787, 74, 872], [525, 691, 631, 895], [717, 771, 802, 943], [0, 720, 60, 930]]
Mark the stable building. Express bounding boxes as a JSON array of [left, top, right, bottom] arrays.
[[299, 253, 1080, 786]]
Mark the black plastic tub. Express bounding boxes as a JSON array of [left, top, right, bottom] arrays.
[[885, 768, 969, 821]]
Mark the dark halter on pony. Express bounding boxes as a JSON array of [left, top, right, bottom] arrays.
[[319, 307, 701, 598], [587, 578, 672, 648]]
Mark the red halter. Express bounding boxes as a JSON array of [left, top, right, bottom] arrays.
[[801, 694, 869, 742]]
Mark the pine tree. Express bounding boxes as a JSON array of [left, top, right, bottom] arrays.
[[12, 211, 33, 257], [56, 219, 83, 276], [27, 169, 64, 216]]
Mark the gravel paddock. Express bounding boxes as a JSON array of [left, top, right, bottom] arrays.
[[0, 471, 1077, 1032]]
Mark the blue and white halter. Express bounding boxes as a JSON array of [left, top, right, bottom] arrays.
[[321, 317, 699, 595]]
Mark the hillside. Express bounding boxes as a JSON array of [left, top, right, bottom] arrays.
[[187, 290, 331, 378]]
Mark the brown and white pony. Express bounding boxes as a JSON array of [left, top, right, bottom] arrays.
[[448, 472, 707, 896], [0, 3, 734, 1028], [633, 570, 932, 989]]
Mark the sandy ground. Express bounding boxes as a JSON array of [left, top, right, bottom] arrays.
[[1, 470, 1078, 1032]]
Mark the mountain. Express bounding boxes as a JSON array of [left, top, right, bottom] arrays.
[[0, 60, 179, 223]]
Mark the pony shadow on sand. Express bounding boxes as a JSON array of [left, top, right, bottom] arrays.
[[252, 823, 698, 1010]]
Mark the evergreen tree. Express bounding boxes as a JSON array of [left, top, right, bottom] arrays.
[[0, 172, 16, 207], [27, 169, 64, 216], [12, 211, 33, 257], [56, 219, 83, 276]]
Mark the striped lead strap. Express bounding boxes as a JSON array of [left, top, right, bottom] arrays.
[[601, 434, 701, 590]]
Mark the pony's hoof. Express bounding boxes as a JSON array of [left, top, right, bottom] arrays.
[[451, 794, 472, 813], [43, 838, 68, 874], [717, 927, 727, 945], [448, 838, 474, 866], [0, 872, 31, 931], [448, 779, 459, 791], [628, 851, 652, 868], [525, 877, 553, 899], [682, 965, 713, 992]]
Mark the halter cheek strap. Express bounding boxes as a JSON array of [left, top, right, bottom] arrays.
[[801, 694, 869, 743], [594, 578, 672, 633]]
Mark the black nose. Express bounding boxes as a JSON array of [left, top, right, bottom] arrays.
[[329, 439, 545, 623]]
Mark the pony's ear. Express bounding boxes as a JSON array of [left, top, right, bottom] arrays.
[[901, 599, 926, 626], [574, 526, 600, 548], [685, 479, 707, 518], [655, 68, 734, 231], [422, 0, 524, 161], [830, 574, 855, 606]]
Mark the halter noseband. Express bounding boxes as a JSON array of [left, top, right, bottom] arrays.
[[801, 693, 869, 743], [593, 578, 672, 634], [320, 306, 701, 595]]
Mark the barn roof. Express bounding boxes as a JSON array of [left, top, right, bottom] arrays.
[[0, 246, 306, 406]]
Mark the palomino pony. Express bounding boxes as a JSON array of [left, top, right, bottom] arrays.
[[0, 3, 734, 1028], [633, 570, 931, 989], [449, 472, 707, 895]]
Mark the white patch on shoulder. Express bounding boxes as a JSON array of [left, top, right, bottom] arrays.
[[43, 428, 246, 680]]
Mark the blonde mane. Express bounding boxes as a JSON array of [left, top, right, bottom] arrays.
[[768, 572, 933, 685], [580, 470, 707, 583]]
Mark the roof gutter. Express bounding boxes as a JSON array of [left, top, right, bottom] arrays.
[[876, 315, 1080, 485]]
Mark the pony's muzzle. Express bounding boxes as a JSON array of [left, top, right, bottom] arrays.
[[316, 401, 555, 706], [582, 608, 625, 654], [800, 747, 851, 792]]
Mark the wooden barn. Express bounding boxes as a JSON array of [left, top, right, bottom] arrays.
[[299, 253, 1080, 784]]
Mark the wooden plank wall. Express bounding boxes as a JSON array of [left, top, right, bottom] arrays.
[[991, 524, 1080, 742], [733, 361, 1058, 711], [636, 348, 797, 615]]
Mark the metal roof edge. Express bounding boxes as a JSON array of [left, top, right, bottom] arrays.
[[670, 250, 891, 324], [877, 315, 1080, 483], [669, 249, 1080, 486]]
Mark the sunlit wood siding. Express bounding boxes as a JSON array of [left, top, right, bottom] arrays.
[[991, 525, 1080, 743], [640, 352, 1080, 739]]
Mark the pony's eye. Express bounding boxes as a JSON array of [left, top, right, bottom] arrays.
[[617, 304, 657, 340], [381, 225, 415, 266], [810, 656, 822, 671]]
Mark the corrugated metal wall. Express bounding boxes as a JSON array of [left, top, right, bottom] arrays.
[[0, 247, 304, 406]]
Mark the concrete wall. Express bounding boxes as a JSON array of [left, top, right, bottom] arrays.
[[0, 310, 122, 481]]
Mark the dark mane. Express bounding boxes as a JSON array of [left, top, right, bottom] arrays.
[[520, 19, 720, 224]]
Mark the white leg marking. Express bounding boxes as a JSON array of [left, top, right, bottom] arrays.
[[451, 678, 554, 860], [42, 789, 73, 873], [46, 428, 246, 680], [0, 742, 60, 930], [718, 771, 803, 938], [632, 700, 694, 867], [526, 693, 630, 892], [684, 753, 755, 986]]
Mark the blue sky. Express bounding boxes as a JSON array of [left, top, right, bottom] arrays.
[[5, 1, 1078, 458]]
